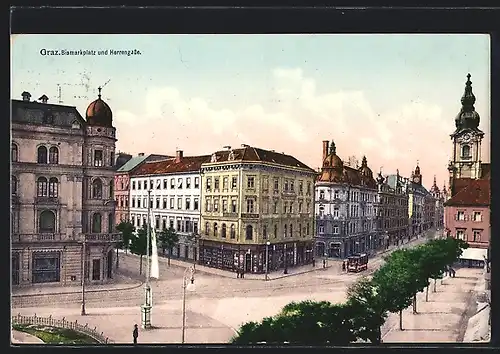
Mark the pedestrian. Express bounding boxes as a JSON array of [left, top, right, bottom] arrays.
[[312, 259, 316, 267], [133, 324, 139, 344], [322, 259, 326, 268], [342, 261, 346, 271], [236, 269, 240, 278]]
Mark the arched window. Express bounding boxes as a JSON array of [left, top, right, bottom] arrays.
[[109, 181, 114, 199], [92, 213, 102, 233], [289, 224, 293, 238], [92, 178, 103, 199], [11, 143, 18, 162], [274, 224, 278, 238], [284, 224, 288, 238], [213, 222, 218, 237], [11, 176, 17, 195], [205, 222, 210, 235], [221, 223, 227, 238], [462, 145, 471, 157], [299, 223, 302, 237], [48, 177, 58, 197], [245, 225, 253, 240], [39, 210, 56, 233], [49, 147, 59, 164], [37, 177, 48, 197], [230, 224, 235, 239], [263, 225, 267, 239], [108, 213, 114, 233], [37, 146, 48, 164]]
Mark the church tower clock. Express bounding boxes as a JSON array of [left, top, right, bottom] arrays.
[[448, 74, 484, 194]]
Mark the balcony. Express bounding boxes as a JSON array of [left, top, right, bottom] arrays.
[[241, 213, 259, 219], [12, 233, 64, 243], [85, 233, 122, 243], [282, 190, 296, 197], [317, 214, 342, 221], [35, 196, 60, 205], [222, 212, 238, 218]]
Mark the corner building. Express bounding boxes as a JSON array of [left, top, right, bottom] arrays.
[[199, 145, 317, 274], [11, 90, 120, 287]]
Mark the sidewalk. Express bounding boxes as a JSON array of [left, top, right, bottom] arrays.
[[381, 267, 482, 342], [11, 329, 44, 344]]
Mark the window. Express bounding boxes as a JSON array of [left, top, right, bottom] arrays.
[[246, 199, 254, 213], [245, 225, 253, 240], [206, 178, 212, 191], [177, 219, 182, 231], [231, 177, 237, 189], [223, 177, 228, 190], [214, 178, 220, 190], [334, 190, 340, 199], [298, 181, 303, 194], [156, 198, 160, 209], [247, 176, 255, 189], [92, 213, 102, 233], [298, 202, 303, 213], [274, 201, 278, 214], [37, 177, 48, 197], [231, 199, 237, 213], [289, 203, 293, 213], [473, 211, 482, 222], [456, 229, 465, 240], [49, 147, 59, 164], [262, 177, 268, 191], [177, 178, 183, 189], [213, 223, 218, 237], [333, 207, 339, 218], [461, 145, 471, 158], [284, 224, 287, 238], [263, 225, 268, 239], [109, 181, 114, 200], [162, 218, 167, 230], [333, 225, 339, 234], [170, 198, 174, 209], [32, 252, 60, 284], [108, 213, 114, 232], [230, 224, 236, 239], [306, 182, 311, 196], [177, 198, 182, 209], [306, 223, 310, 235], [473, 230, 481, 242], [170, 178, 175, 189], [299, 223, 302, 237], [214, 199, 219, 212], [11, 176, 17, 195], [319, 225, 324, 234], [319, 205, 325, 216], [11, 143, 18, 162], [155, 217, 160, 230], [92, 259, 101, 280], [155, 179, 161, 189], [456, 211, 465, 221], [161, 198, 166, 209], [94, 150, 103, 167], [194, 198, 199, 210], [274, 178, 279, 191], [284, 181, 289, 191], [221, 223, 227, 238], [150, 180, 154, 190], [186, 177, 191, 189], [137, 199, 141, 208], [37, 146, 48, 164], [194, 177, 200, 188], [283, 202, 287, 214], [274, 224, 278, 238], [206, 199, 212, 212], [222, 199, 228, 212], [289, 224, 293, 238], [185, 198, 191, 210], [193, 221, 198, 234], [39, 210, 56, 233], [132, 181, 136, 190], [92, 178, 103, 199], [290, 181, 294, 192], [319, 190, 325, 200], [205, 222, 210, 235], [163, 179, 168, 189], [48, 177, 59, 197]]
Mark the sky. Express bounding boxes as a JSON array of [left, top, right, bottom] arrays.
[[11, 34, 490, 190]]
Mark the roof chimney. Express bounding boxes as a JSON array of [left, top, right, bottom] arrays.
[[223, 145, 231, 151], [175, 150, 183, 163], [21, 91, 31, 102], [38, 94, 49, 104], [138, 153, 145, 157], [241, 144, 249, 148], [322, 140, 329, 162]]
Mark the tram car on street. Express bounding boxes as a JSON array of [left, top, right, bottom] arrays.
[[346, 253, 368, 273]]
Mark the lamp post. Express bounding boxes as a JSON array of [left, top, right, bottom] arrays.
[[81, 237, 86, 316], [283, 244, 288, 274], [192, 233, 199, 270], [141, 188, 152, 330], [181, 266, 195, 344], [265, 241, 270, 281]]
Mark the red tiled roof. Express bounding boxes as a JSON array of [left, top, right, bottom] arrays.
[[206, 146, 316, 172], [131, 155, 211, 176], [444, 179, 490, 207]]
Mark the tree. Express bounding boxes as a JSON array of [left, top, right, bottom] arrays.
[[129, 225, 151, 275], [158, 226, 179, 266], [116, 221, 135, 254]]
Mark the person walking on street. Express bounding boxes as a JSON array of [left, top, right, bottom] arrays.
[[133, 324, 139, 344], [241, 268, 245, 278], [342, 261, 346, 272]]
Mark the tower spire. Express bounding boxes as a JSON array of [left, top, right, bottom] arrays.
[[329, 140, 336, 155], [433, 175, 437, 186], [461, 73, 476, 111], [98, 86, 102, 99]]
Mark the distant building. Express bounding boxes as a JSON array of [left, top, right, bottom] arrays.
[[444, 74, 490, 266], [114, 152, 171, 224], [199, 145, 317, 274], [315, 140, 378, 259], [129, 150, 210, 260], [115, 152, 133, 170], [429, 176, 445, 230], [11, 89, 120, 287]]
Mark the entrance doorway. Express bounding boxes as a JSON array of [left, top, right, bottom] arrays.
[[92, 259, 101, 281], [107, 250, 113, 279], [245, 253, 251, 272], [12, 254, 20, 285]]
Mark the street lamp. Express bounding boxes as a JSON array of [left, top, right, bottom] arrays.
[[181, 266, 195, 344], [283, 244, 288, 275], [265, 241, 270, 281], [191, 233, 199, 270], [81, 237, 87, 316], [141, 189, 153, 330]]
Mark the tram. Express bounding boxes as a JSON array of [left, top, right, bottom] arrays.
[[346, 253, 368, 273]]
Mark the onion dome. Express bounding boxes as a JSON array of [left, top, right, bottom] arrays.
[[323, 141, 343, 169], [455, 73, 480, 131], [86, 87, 113, 127], [359, 156, 373, 177]]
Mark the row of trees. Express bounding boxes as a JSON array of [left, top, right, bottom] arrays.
[[115, 221, 182, 273], [231, 237, 469, 345]]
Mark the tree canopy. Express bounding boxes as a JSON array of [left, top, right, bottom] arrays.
[[116, 221, 135, 250]]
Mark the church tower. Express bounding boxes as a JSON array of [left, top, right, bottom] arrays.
[[448, 73, 484, 193], [411, 162, 422, 185]]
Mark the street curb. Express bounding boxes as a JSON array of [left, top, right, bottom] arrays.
[[12, 280, 145, 298]]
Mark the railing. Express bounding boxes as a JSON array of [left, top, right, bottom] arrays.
[[240, 213, 259, 219], [85, 233, 122, 242], [35, 197, 60, 204], [222, 212, 238, 217], [11, 314, 112, 344], [12, 233, 64, 243]]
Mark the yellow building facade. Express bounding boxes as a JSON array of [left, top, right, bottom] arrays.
[[199, 145, 316, 274]]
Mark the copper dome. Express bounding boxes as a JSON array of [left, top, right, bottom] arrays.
[[323, 154, 344, 169], [86, 88, 113, 127]]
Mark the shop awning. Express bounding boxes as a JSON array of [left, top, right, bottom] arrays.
[[460, 248, 487, 261]]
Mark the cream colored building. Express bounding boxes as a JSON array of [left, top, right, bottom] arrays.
[[11, 90, 120, 287], [199, 145, 317, 274]]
